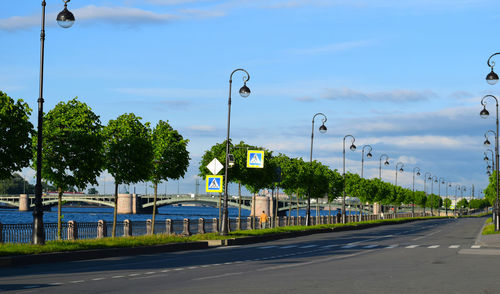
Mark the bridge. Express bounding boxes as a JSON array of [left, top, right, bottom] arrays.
[[0, 193, 349, 216]]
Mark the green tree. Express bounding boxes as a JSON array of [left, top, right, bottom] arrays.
[[35, 98, 104, 239], [149, 120, 190, 233], [427, 194, 442, 216], [0, 173, 33, 194], [443, 198, 452, 215], [87, 187, 98, 195], [0, 92, 33, 180], [484, 171, 498, 207], [414, 190, 427, 214], [104, 113, 153, 237]]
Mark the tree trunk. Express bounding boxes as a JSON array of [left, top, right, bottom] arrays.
[[57, 187, 63, 240], [112, 183, 118, 238], [152, 182, 158, 234]]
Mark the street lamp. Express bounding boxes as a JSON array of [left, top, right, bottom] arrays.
[[221, 69, 250, 235], [33, 0, 75, 245], [423, 172, 431, 216], [486, 53, 500, 85], [481, 94, 499, 231], [379, 154, 390, 179], [412, 167, 421, 216], [395, 162, 404, 186], [342, 135, 356, 223], [445, 181, 452, 216], [307, 113, 327, 226], [361, 145, 373, 179], [455, 185, 461, 216]]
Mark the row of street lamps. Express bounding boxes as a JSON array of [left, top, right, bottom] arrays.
[[482, 53, 500, 231]]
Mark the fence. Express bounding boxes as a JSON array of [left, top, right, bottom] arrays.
[[0, 211, 439, 244]]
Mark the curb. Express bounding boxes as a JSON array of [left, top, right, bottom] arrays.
[[0, 241, 209, 268]]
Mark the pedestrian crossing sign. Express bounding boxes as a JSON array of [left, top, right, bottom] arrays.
[[206, 175, 223, 193], [247, 150, 264, 168]]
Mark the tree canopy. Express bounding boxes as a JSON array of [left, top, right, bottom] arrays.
[[0, 92, 33, 180]]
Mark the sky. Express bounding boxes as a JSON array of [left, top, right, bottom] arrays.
[[1, 0, 500, 198]]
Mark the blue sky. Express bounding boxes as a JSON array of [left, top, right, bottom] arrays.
[[1, 0, 499, 197]]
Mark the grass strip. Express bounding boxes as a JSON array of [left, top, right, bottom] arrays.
[[0, 215, 460, 256]]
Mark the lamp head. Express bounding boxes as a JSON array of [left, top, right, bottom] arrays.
[[484, 155, 489, 161], [56, 1, 75, 28], [399, 167, 404, 173], [319, 124, 327, 134], [417, 171, 421, 176], [484, 138, 491, 146], [239, 82, 251, 98], [487, 170, 492, 176], [350, 143, 356, 151], [384, 160, 389, 166], [486, 69, 499, 85], [367, 152, 373, 158], [480, 106, 490, 119]]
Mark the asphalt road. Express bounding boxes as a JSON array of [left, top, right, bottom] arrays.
[[1, 217, 499, 294]]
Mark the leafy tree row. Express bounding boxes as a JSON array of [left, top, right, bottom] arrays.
[[0, 92, 190, 238]]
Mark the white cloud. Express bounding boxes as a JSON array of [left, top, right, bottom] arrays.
[[114, 87, 222, 99], [322, 87, 435, 103], [188, 125, 216, 132]]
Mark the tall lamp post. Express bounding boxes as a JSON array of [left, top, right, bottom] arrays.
[[342, 135, 356, 223], [423, 172, 431, 216], [33, 0, 75, 245], [379, 154, 390, 179], [481, 94, 500, 231], [307, 113, 327, 226], [221, 69, 251, 235], [455, 185, 461, 216], [430, 175, 438, 216], [412, 167, 421, 216], [395, 162, 404, 186], [361, 145, 373, 178], [486, 53, 500, 85]]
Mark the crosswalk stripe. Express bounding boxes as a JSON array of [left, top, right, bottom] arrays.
[[321, 244, 339, 248], [406, 245, 419, 248], [471, 245, 481, 249], [449, 245, 460, 248], [428, 245, 440, 248], [386, 244, 398, 249], [363, 245, 378, 249]]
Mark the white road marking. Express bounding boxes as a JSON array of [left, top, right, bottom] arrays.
[[363, 245, 378, 249], [406, 245, 419, 248], [112, 275, 125, 279], [471, 245, 481, 249], [161, 269, 171, 272], [299, 245, 318, 248], [257, 246, 277, 249], [428, 245, 440, 249], [188, 266, 198, 269], [173, 268, 184, 271], [92, 277, 105, 281], [449, 245, 460, 248], [70, 280, 84, 284], [281, 245, 298, 249], [341, 244, 356, 249], [145, 272, 156, 275], [128, 273, 141, 277], [386, 244, 398, 249], [322, 244, 339, 248], [192, 272, 244, 281]]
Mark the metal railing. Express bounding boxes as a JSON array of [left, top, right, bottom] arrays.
[[1, 209, 477, 244]]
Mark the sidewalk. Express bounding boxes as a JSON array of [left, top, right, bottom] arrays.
[[477, 232, 500, 248]]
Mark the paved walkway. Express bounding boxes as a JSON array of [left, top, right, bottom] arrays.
[[477, 232, 500, 248]]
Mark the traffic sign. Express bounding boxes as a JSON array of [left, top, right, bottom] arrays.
[[206, 158, 224, 175], [247, 150, 264, 168], [206, 175, 223, 193]]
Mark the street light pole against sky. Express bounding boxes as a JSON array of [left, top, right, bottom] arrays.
[[342, 134, 356, 223], [361, 145, 372, 179], [395, 162, 404, 186], [481, 78, 500, 231], [33, 0, 75, 245], [412, 167, 420, 216], [221, 68, 250, 236], [307, 113, 327, 226], [379, 154, 390, 180]]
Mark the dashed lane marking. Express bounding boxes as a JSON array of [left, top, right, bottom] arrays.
[[299, 245, 318, 248], [406, 245, 419, 248], [449, 245, 460, 248], [471, 245, 481, 249]]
